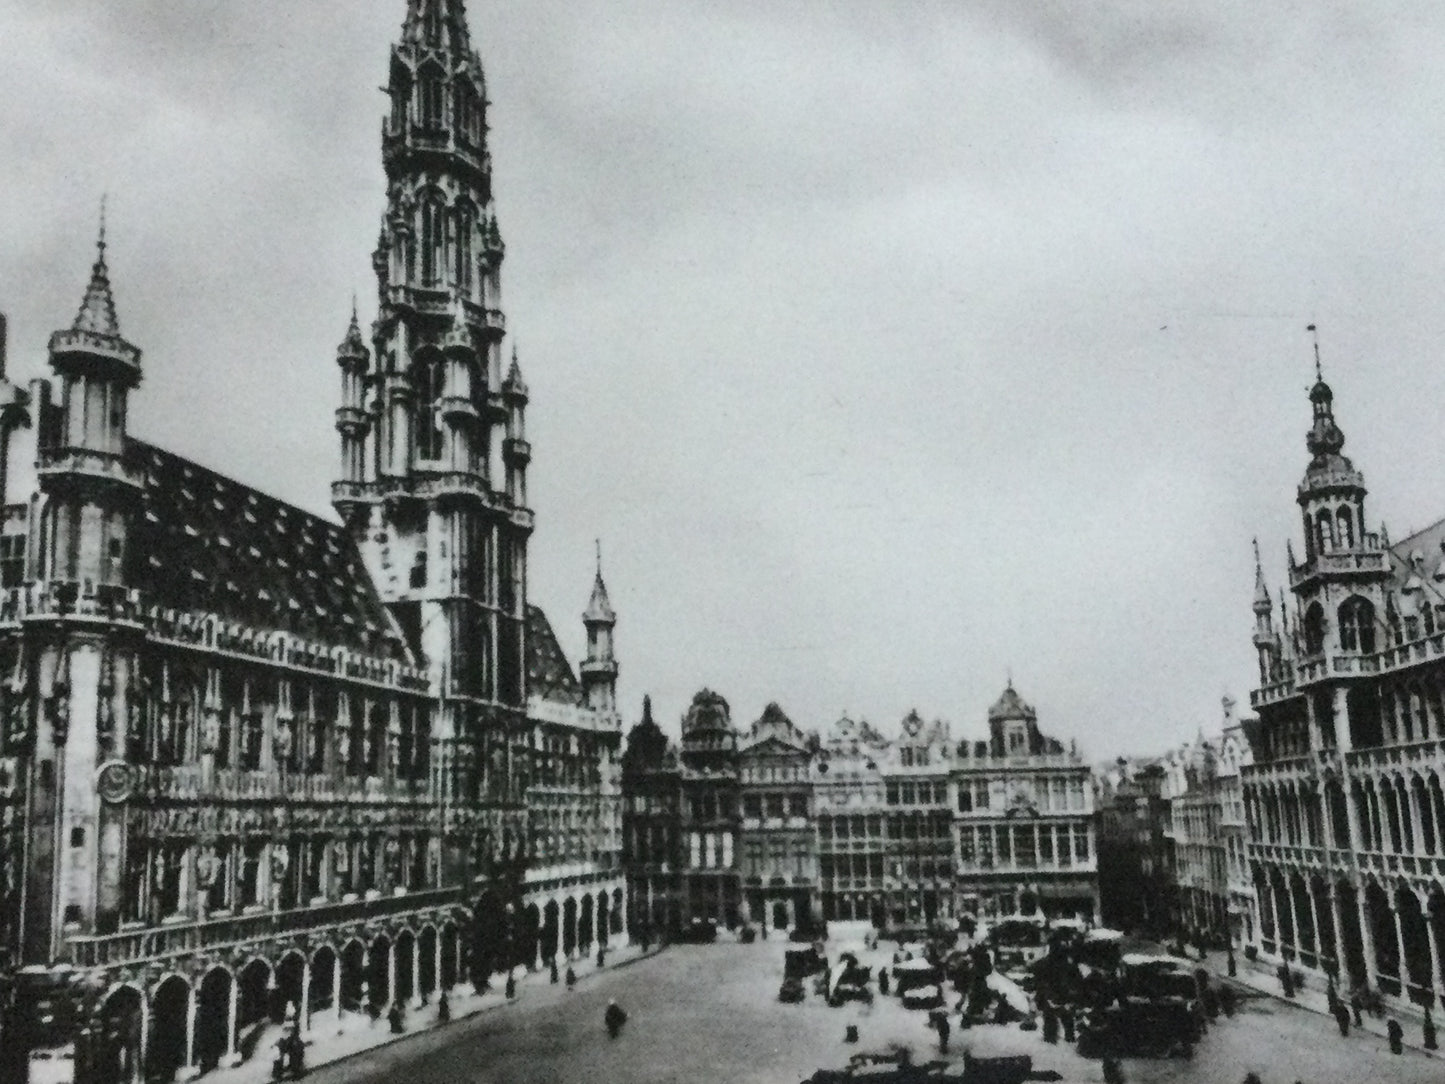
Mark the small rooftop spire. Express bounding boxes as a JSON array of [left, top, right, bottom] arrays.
[[1253, 537, 1271, 613], [72, 196, 122, 337], [585, 540, 616, 624], [1307, 323, 1321, 382], [337, 294, 368, 359]]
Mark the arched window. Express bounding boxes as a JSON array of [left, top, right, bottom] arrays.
[[1338, 596, 1376, 653], [1315, 509, 1335, 554], [454, 202, 475, 295], [414, 352, 445, 461], [420, 195, 445, 286], [1303, 601, 1327, 655], [1336, 506, 1354, 549], [418, 69, 445, 129]]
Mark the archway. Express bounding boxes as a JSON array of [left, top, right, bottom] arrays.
[[596, 892, 610, 947], [1336, 880, 1367, 986], [96, 985, 144, 1084], [1431, 889, 1445, 994], [541, 901, 559, 962], [340, 940, 366, 1012], [309, 945, 337, 1022], [395, 930, 416, 1006], [368, 934, 392, 1009], [562, 897, 578, 957], [237, 959, 272, 1045], [579, 895, 594, 955], [521, 903, 541, 969], [1365, 881, 1399, 996], [196, 967, 233, 1072], [147, 975, 190, 1083], [1398, 886, 1432, 1004], [276, 951, 306, 1025], [419, 927, 438, 1000]]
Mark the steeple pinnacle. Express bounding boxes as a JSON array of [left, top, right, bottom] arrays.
[[337, 295, 368, 361], [1252, 538, 1271, 614], [73, 196, 122, 337], [585, 540, 616, 624], [1304, 324, 1347, 462], [402, 0, 473, 53]]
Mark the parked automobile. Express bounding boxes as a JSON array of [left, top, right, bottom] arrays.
[[900, 982, 945, 1010]]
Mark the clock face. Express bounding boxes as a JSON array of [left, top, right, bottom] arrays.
[[96, 760, 136, 804]]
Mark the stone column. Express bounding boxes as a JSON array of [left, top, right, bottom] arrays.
[[1328, 882, 1348, 978], [332, 952, 342, 1028], [1282, 876, 1304, 960], [435, 927, 445, 993], [411, 934, 424, 1008], [1392, 897, 1410, 996], [387, 938, 397, 1009], [1423, 890, 1444, 1005], [220, 977, 240, 1068], [1265, 874, 1283, 956], [300, 955, 312, 1035], [176, 984, 198, 1082], [1305, 883, 1324, 970]]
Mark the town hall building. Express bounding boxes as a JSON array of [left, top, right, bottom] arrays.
[[0, 3, 624, 1081]]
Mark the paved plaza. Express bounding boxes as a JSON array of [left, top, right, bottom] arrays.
[[278, 938, 1443, 1084]]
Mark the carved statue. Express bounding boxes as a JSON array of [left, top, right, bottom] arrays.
[[196, 846, 220, 889], [274, 717, 293, 767], [201, 707, 221, 755]]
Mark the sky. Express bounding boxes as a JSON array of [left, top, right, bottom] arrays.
[[4, 1, 1445, 757]]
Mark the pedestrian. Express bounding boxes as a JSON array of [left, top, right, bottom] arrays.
[[1326, 975, 1338, 1014], [550, 959, 559, 984], [387, 1002, 404, 1034], [1350, 991, 1363, 1028], [437, 989, 451, 1023], [1061, 1008, 1075, 1044], [1101, 1055, 1125, 1084], [1041, 1005, 1058, 1044], [505, 973, 515, 1000], [1388, 1018, 1404, 1055], [565, 966, 577, 989], [879, 968, 889, 995], [1333, 1001, 1350, 1037], [604, 1000, 628, 1040], [1425, 1009, 1437, 1051], [597, 946, 606, 968], [936, 1012, 951, 1054], [844, 1024, 859, 1044]]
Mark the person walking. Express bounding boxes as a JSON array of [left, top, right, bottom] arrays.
[[566, 966, 577, 990], [1387, 1018, 1404, 1055], [1333, 1001, 1350, 1037], [934, 1011, 951, 1053], [1350, 991, 1364, 1028], [604, 1000, 628, 1039], [879, 968, 889, 996]]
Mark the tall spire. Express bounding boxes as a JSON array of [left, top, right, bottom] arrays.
[[1304, 324, 1347, 462], [1252, 537, 1271, 614], [585, 540, 615, 623], [73, 196, 122, 337]]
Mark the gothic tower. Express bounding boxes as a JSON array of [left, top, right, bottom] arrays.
[[581, 548, 618, 717], [22, 215, 145, 960], [1287, 338, 1390, 752], [334, 0, 530, 852]]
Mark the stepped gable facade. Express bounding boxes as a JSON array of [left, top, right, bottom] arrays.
[[0, 3, 623, 1080]]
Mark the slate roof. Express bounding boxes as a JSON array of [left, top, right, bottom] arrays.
[[525, 604, 583, 705], [129, 440, 410, 660]]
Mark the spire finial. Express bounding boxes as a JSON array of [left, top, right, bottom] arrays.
[[595, 537, 602, 577], [98, 193, 107, 254], [72, 199, 122, 337], [1307, 323, 1321, 382]]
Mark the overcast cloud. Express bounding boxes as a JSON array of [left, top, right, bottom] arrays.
[[4, 1, 1445, 756]]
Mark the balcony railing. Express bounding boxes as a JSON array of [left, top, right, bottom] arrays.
[[65, 885, 466, 968], [1288, 546, 1386, 588], [38, 447, 147, 490]]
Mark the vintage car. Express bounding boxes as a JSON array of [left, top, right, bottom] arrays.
[[1076, 998, 1197, 1059], [779, 976, 807, 1003], [900, 982, 945, 1010]]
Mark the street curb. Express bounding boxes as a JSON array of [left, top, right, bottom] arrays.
[[288, 947, 669, 1079]]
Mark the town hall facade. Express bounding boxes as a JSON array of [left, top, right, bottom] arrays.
[[0, 3, 624, 1081]]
